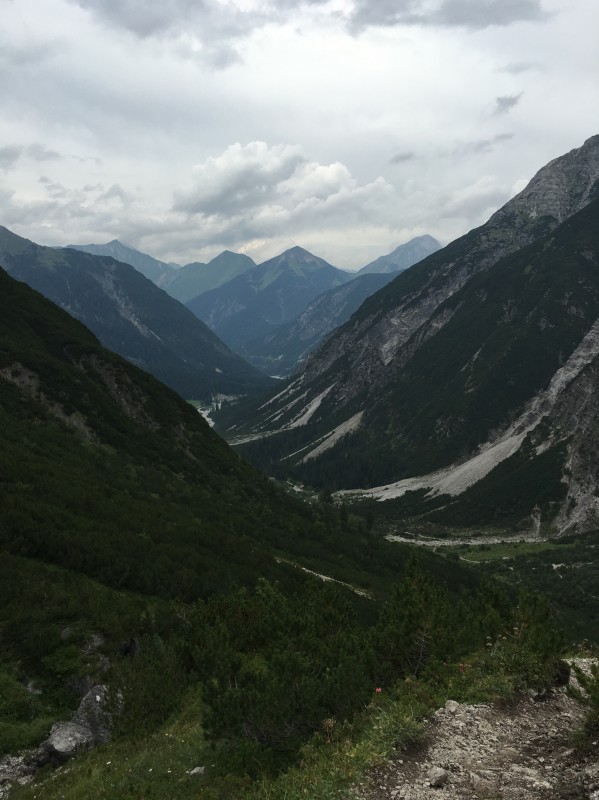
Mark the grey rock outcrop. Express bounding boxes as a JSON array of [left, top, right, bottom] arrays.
[[427, 766, 449, 787], [37, 684, 111, 765]]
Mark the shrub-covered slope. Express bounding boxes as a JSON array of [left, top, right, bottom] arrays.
[[0, 266, 571, 800]]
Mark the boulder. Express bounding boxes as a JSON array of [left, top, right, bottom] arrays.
[[428, 766, 449, 787], [41, 722, 94, 764]]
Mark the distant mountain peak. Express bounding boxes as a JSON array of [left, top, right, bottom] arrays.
[[277, 246, 322, 262], [357, 234, 441, 276]]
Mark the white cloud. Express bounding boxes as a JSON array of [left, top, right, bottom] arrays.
[[174, 142, 307, 215], [171, 142, 397, 262]]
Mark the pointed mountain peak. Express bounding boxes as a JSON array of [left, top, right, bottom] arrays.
[[264, 246, 334, 269]]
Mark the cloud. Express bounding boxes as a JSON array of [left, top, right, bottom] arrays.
[[0, 145, 22, 172], [500, 60, 542, 74], [442, 175, 510, 218], [67, 0, 262, 67], [435, 0, 548, 28], [174, 142, 307, 216], [68, 0, 550, 54], [70, 0, 202, 39], [349, 0, 549, 31], [454, 133, 514, 155], [0, 38, 61, 66], [0, 143, 67, 172], [494, 93, 523, 115], [26, 144, 63, 161], [390, 151, 416, 164], [173, 141, 396, 252]]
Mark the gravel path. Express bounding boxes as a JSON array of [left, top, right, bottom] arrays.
[[351, 662, 599, 800]]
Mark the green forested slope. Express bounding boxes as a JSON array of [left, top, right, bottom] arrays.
[[0, 267, 568, 800]]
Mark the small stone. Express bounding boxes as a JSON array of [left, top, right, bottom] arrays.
[[428, 766, 449, 787], [188, 766, 205, 776]]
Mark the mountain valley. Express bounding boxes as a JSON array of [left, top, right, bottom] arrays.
[[2, 136, 599, 800], [217, 135, 599, 536]]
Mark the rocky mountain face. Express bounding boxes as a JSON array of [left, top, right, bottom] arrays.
[[0, 227, 273, 401], [67, 240, 177, 287], [356, 234, 441, 276], [243, 272, 395, 376], [186, 245, 353, 351], [218, 135, 599, 534]]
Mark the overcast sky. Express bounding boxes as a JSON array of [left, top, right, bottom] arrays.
[[1, 0, 598, 269]]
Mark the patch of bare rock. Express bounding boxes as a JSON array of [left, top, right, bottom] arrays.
[[351, 662, 599, 800]]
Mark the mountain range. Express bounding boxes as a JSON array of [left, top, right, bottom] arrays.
[[216, 134, 599, 535], [0, 227, 272, 400], [186, 245, 354, 350], [70, 241, 258, 304], [68, 236, 441, 376], [242, 271, 396, 375]]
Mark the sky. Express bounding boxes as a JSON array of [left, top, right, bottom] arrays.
[[1, 0, 598, 269]]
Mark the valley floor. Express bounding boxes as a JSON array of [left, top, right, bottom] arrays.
[[351, 661, 596, 800]]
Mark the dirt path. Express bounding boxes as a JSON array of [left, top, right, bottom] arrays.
[[385, 533, 546, 548], [350, 662, 599, 800]]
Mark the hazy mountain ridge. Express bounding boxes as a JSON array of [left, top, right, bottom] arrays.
[[67, 237, 441, 375], [242, 272, 395, 375], [66, 242, 258, 304], [0, 227, 272, 401], [186, 245, 354, 350], [67, 239, 178, 286], [166, 250, 256, 302]]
